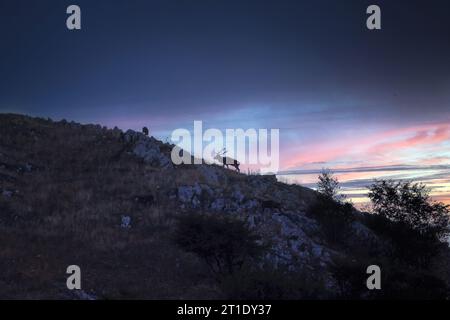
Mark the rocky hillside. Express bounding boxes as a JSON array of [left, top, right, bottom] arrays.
[[0, 114, 449, 299]]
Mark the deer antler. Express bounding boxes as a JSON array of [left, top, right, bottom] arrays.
[[214, 148, 226, 156]]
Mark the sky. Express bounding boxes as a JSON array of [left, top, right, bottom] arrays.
[[1, 0, 449, 204]]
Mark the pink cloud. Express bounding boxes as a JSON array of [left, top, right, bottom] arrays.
[[285, 122, 450, 169], [369, 125, 450, 155]]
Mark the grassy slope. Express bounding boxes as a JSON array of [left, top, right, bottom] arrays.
[[0, 114, 317, 299]]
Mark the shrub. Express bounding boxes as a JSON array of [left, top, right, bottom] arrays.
[[309, 195, 355, 246], [219, 265, 326, 299], [174, 213, 266, 277], [366, 213, 444, 269], [381, 268, 449, 300], [331, 256, 449, 299], [330, 257, 369, 299]]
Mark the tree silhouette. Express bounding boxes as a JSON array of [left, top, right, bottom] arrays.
[[317, 169, 345, 202], [368, 180, 449, 240]]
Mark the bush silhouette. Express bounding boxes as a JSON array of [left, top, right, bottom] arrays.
[[330, 257, 369, 299], [309, 195, 355, 246], [174, 213, 266, 277], [220, 265, 326, 299]]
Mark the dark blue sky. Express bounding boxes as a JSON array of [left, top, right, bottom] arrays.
[[1, 0, 449, 172]]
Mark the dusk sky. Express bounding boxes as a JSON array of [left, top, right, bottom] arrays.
[[1, 0, 449, 203]]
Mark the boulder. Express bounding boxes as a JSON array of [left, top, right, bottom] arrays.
[[121, 215, 131, 229], [124, 130, 173, 168]]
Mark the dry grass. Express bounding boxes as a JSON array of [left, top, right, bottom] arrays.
[[0, 114, 220, 299]]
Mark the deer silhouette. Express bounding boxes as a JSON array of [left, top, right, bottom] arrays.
[[214, 148, 240, 173]]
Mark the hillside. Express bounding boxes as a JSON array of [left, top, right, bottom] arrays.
[[0, 113, 449, 299]]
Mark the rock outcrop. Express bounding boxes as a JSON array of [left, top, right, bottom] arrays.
[[124, 130, 173, 168]]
